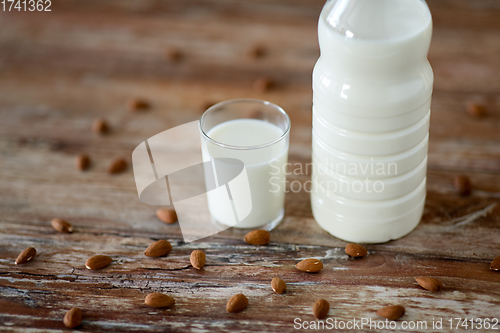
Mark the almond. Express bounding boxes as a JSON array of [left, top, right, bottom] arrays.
[[226, 294, 248, 313], [92, 118, 109, 134], [490, 255, 500, 271], [75, 154, 91, 171], [244, 229, 270, 245], [190, 250, 206, 270], [295, 258, 323, 273], [345, 243, 368, 258], [454, 175, 471, 196], [145, 293, 175, 308], [253, 77, 274, 92], [244, 109, 264, 120], [467, 103, 487, 117], [247, 45, 266, 59], [108, 158, 127, 174], [144, 240, 172, 258], [51, 218, 73, 233], [85, 255, 112, 270], [376, 305, 405, 320], [271, 277, 286, 294], [15, 247, 37, 265], [128, 98, 150, 112], [63, 307, 82, 328], [156, 208, 177, 224], [312, 299, 330, 319], [200, 101, 216, 112], [166, 48, 183, 62], [415, 276, 444, 292]]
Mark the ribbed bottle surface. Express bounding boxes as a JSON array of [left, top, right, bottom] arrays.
[[311, 0, 433, 243]]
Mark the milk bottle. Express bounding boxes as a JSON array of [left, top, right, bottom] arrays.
[[311, 0, 433, 243]]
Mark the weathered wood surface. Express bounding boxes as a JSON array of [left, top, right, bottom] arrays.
[[0, 0, 499, 332]]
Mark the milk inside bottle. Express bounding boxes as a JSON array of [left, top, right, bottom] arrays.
[[311, 0, 433, 243]]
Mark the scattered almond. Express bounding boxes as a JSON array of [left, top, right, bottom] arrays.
[[85, 255, 112, 270], [166, 48, 183, 62], [15, 247, 37, 265], [247, 45, 266, 59], [454, 175, 472, 196], [128, 98, 150, 112], [190, 250, 206, 270], [226, 294, 248, 313], [108, 158, 127, 174], [63, 307, 82, 328], [345, 243, 368, 258], [467, 103, 487, 117], [144, 240, 172, 258], [200, 100, 216, 112], [376, 305, 405, 320], [271, 277, 286, 294], [415, 276, 444, 292], [244, 229, 270, 245], [244, 109, 264, 120], [145, 293, 175, 308], [75, 154, 91, 171], [92, 118, 109, 134], [490, 255, 500, 271], [253, 77, 274, 92], [312, 299, 330, 319], [51, 218, 73, 233], [295, 258, 323, 273], [156, 208, 177, 224]]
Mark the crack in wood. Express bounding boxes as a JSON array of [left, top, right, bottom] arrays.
[[447, 202, 497, 226]]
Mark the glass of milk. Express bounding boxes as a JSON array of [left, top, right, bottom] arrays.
[[200, 99, 290, 230]]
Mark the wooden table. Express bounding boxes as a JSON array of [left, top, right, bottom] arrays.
[[1, 0, 499, 332]]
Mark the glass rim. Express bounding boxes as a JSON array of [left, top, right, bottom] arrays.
[[199, 98, 291, 150]]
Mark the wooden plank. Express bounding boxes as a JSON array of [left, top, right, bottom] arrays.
[[0, 139, 499, 257], [1, 222, 499, 332]]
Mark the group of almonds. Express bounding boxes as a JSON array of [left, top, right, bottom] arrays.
[[15, 217, 500, 328], [453, 103, 489, 195], [222, 235, 498, 321], [75, 97, 152, 174], [15, 208, 180, 328], [76, 47, 275, 176], [166, 44, 274, 94], [15, 101, 494, 328], [295, 244, 447, 321]]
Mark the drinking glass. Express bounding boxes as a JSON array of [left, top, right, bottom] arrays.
[[199, 99, 290, 230]]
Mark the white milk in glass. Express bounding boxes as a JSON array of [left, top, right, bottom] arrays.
[[202, 119, 288, 228], [311, 0, 433, 243]]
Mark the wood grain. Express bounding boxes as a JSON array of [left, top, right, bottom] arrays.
[[0, 0, 499, 332]]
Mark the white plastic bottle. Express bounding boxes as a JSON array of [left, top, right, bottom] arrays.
[[311, 0, 433, 243]]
